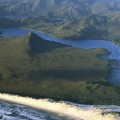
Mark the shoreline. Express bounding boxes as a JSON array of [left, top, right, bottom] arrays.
[[0, 93, 119, 120]]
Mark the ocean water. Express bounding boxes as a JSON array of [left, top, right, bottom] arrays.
[[0, 101, 61, 120], [0, 93, 120, 120]]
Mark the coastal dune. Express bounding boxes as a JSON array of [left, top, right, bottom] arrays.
[[0, 93, 119, 120]]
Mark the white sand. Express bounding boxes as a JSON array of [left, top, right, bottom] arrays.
[[0, 93, 119, 120]]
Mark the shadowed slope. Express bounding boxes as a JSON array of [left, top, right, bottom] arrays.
[[28, 32, 69, 55]]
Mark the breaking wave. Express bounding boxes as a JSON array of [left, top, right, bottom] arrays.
[[0, 93, 120, 120]]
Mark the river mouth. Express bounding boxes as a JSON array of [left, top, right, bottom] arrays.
[[0, 28, 120, 85]]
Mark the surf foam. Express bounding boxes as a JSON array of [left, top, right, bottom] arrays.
[[0, 93, 119, 120]]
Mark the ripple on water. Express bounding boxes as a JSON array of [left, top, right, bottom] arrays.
[[0, 101, 62, 120]]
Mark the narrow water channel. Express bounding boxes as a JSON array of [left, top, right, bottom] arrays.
[[1, 28, 120, 84]]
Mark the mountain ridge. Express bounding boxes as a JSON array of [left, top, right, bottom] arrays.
[[1, 0, 120, 18]]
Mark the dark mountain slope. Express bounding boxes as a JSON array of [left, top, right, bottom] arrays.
[[28, 32, 69, 55]]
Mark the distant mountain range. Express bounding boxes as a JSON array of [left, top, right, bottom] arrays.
[[0, 0, 120, 42], [0, 0, 120, 18]]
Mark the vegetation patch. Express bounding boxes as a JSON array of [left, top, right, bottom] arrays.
[[0, 33, 120, 105]]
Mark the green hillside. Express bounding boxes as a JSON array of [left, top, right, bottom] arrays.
[[0, 33, 120, 105], [22, 15, 120, 43], [1, 13, 120, 44], [1, 0, 120, 44], [1, 0, 120, 19]]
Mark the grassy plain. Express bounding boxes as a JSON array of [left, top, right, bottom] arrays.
[[0, 33, 120, 105]]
